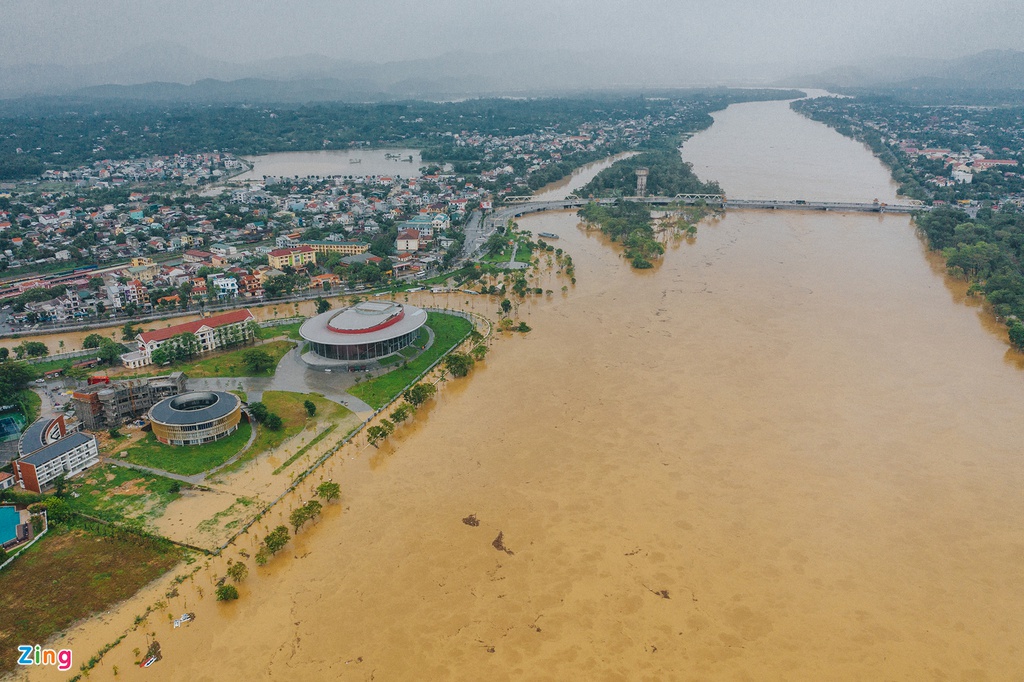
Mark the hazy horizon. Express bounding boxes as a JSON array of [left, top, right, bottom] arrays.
[[2, 0, 1021, 70]]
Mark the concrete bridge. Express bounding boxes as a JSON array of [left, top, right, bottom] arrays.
[[473, 194, 926, 258], [500, 193, 926, 214]]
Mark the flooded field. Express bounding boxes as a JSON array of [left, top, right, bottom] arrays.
[[235, 148, 424, 182], [22, 98, 1024, 681]]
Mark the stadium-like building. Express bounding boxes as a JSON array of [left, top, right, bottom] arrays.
[[300, 301, 427, 363], [148, 391, 243, 446]]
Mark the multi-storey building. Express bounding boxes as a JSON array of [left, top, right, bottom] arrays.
[[120, 309, 256, 369], [267, 245, 317, 270], [71, 372, 187, 429], [298, 240, 369, 256], [14, 414, 98, 493]]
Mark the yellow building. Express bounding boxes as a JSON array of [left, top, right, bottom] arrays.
[[148, 392, 243, 446], [299, 240, 370, 256], [268, 245, 317, 270]]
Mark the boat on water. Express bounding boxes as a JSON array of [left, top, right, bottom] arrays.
[[538, 232, 559, 239], [349, 158, 362, 164]]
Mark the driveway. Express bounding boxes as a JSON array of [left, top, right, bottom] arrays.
[[187, 344, 375, 418]]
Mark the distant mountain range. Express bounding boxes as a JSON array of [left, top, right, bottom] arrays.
[[0, 44, 790, 104], [2, 44, 1022, 105], [789, 49, 1024, 92]]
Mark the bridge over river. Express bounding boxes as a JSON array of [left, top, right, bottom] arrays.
[[479, 194, 928, 248]]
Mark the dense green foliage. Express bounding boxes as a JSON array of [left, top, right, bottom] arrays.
[[916, 206, 1024, 347], [215, 584, 239, 601], [793, 97, 1024, 204], [0, 360, 33, 398], [578, 201, 665, 268], [0, 90, 802, 181], [581, 150, 721, 198]]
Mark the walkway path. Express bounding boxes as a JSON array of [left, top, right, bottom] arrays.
[[103, 416, 259, 485], [187, 341, 375, 419]]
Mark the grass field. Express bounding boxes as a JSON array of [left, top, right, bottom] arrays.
[[214, 392, 356, 478], [415, 265, 475, 287], [120, 340, 294, 380], [480, 244, 514, 263], [514, 243, 535, 263], [66, 463, 183, 523], [119, 421, 252, 476], [164, 340, 293, 378], [0, 527, 181, 675], [349, 312, 473, 409], [258, 321, 305, 341]]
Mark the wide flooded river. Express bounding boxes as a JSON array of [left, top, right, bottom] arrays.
[[36, 98, 1024, 681]]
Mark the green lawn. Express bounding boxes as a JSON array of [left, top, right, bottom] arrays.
[[119, 421, 252, 476], [416, 266, 475, 287], [123, 340, 294, 379], [514, 243, 535, 263], [480, 244, 514, 263], [214, 392, 356, 477], [0, 526, 181, 675], [349, 312, 473, 409], [258, 320, 305, 341], [66, 463, 183, 523], [273, 423, 338, 475]]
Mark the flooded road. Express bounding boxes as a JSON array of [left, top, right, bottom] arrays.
[[35, 98, 1024, 681]]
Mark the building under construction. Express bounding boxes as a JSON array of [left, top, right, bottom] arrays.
[[71, 372, 187, 430]]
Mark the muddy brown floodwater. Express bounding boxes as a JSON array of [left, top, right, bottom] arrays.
[[26, 96, 1024, 681]]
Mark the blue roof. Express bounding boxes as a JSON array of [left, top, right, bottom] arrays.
[[21, 432, 94, 467], [20, 418, 51, 453]]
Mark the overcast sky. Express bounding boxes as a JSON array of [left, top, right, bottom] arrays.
[[0, 0, 1021, 69]]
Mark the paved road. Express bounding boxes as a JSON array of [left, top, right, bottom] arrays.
[[187, 343, 375, 418], [461, 209, 490, 262]]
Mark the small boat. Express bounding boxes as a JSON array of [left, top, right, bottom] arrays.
[[349, 158, 362, 164], [538, 232, 559, 239]]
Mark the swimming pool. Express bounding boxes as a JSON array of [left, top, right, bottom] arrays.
[[0, 505, 21, 545]]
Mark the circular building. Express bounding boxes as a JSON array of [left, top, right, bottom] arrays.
[[300, 301, 427, 363], [148, 391, 242, 446]]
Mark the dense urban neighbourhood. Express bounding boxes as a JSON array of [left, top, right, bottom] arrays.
[[0, 90, 796, 310], [794, 96, 1024, 348]]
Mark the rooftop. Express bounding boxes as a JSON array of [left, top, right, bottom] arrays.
[[149, 391, 240, 426], [20, 432, 95, 467], [300, 302, 426, 346], [138, 309, 254, 344]]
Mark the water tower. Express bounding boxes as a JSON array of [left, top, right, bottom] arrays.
[[635, 167, 649, 197]]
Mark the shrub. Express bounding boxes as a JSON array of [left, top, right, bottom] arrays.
[[264, 525, 290, 554], [215, 584, 239, 601], [226, 562, 248, 583], [316, 481, 340, 502]]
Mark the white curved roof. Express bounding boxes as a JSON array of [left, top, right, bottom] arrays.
[[300, 302, 427, 345]]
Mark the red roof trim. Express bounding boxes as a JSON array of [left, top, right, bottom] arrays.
[[139, 309, 255, 344]]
